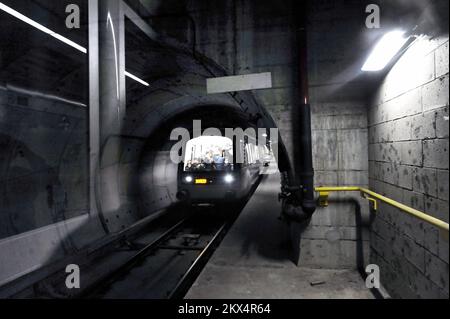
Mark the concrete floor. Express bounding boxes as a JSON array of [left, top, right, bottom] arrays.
[[186, 172, 374, 299]]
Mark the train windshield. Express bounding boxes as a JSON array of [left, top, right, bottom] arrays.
[[184, 136, 233, 171]]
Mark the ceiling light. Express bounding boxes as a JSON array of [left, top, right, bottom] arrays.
[[0, 2, 87, 53], [362, 31, 409, 72], [125, 71, 150, 87], [1, 2, 150, 87]]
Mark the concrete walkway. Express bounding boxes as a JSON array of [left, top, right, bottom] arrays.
[[186, 173, 374, 299]]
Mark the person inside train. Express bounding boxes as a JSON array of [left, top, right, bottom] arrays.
[[185, 160, 193, 171], [213, 149, 225, 170]]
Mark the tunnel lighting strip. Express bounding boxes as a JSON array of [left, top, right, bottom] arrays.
[[0, 2, 87, 53], [125, 71, 150, 86], [1, 84, 87, 107], [0, 2, 149, 87], [361, 30, 409, 72]]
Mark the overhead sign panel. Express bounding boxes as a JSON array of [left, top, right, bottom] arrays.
[[207, 72, 272, 94]]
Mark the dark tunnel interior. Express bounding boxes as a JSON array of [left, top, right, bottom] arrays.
[[0, 0, 448, 301]]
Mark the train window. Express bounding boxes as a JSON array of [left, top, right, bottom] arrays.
[[245, 143, 260, 165], [246, 144, 253, 164], [184, 136, 234, 172], [0, 0, 89, 239]]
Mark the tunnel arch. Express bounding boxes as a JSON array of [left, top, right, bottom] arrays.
[[0, 23, 295, 289], [92, 31, 296, 234], [135, 104, 257, 218], [98, 94, 291, 234]]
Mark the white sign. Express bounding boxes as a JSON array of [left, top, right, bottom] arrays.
[[207, 72, 272, 94]]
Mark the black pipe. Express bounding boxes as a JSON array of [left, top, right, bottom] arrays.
[[281, 0, 316, 221], [299, 103, 316, 216], [297, 0, 316, 217]]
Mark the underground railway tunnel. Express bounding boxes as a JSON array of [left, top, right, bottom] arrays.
[[0, 0, 449, 303]]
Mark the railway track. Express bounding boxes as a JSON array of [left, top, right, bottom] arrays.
[[78, 176, 263, 299], [80, 209, 236, 299]]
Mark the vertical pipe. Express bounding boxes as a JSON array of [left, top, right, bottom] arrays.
[[96, 0, 126, 232], [297, 0, 316, 216], [89, 0, 99, 218], [89, 0, 111, 234], [99, 0, 125, 144]]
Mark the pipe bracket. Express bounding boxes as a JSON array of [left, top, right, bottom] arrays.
[[361, 192, 378, 211], [318, 191, 330, 207]]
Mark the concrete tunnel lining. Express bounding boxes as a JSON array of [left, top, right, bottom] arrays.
[[101, 100, 290, 234], [0, 70, 291, 289], [2, 0, 447, 300]]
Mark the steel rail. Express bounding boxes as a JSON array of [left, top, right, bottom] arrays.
[[79, 218, 187, 298], [167, 222, 228, 299]]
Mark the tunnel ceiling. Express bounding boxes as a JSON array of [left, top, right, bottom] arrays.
[[124, 0, 448, 104], [147, 104, 258, 141], [0, 0, 87, 45], [308, 0, 449, 103], [0, 0, 88, 102]]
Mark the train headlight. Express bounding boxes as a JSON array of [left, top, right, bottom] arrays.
[[185, 176, 193, 183], [224, 174, 234, 183]]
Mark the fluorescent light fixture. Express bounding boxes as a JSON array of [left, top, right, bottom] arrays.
[[362, 31, 409, 72], [0, 2, 87, 53], [0, 2, 150, 87], [125, 71, 150, 87]]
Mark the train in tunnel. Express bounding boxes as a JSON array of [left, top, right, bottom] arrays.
[[0, 0, 290, 294], [176, 135, 270, 205], [0, 0, 449, 303]]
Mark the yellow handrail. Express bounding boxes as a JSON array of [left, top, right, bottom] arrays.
[[315, 186, 449, 233]]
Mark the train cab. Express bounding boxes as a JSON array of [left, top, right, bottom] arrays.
[[177, 135, 262, 205]]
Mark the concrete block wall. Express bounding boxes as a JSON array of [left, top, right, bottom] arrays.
[[186, 0, 372, 269], [298, 102, 370, 269], [312, 102, 369, 187], [150, 0, 371, 269], [296, 0, 371, 269], [188, 0, 298, 163], [147, 0, 298, 162], [368, 37, 449, 298]]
